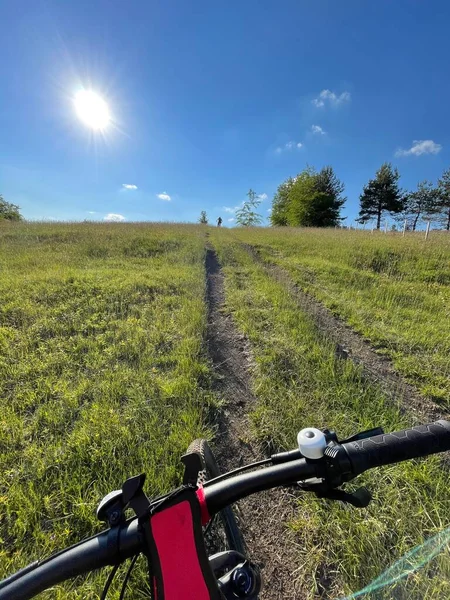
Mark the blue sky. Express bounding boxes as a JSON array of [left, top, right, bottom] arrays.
[[1, 0, 449, 226]]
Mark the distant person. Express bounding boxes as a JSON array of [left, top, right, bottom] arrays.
[[217, 216, 223, 227]]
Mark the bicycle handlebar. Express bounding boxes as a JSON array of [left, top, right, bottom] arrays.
[[0, 520, 143, 600], [343, 420, 450, 474], [1, 420, 449, 599], [203, 454, 317, 516]]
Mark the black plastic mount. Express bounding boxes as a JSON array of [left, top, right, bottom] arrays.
[[96, 474, 150, 527], [180, 452, 203, 486]]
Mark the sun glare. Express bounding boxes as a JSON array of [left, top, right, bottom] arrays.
[[74, 90, 111, 130]]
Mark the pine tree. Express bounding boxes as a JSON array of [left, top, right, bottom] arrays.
[[235, 189, 263, 226], [403, 180, 438, 231], [198, 210, 208, 224], [314, 166, 346, 226], [358, 163, 404, 229], [437, 168, 450, 231]]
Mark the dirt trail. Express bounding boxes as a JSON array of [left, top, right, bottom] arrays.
[[205, 247, 304, 599], [242, 243, 447, 423]]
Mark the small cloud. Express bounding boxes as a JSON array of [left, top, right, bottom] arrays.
[[87, 211, 97, 214], [104, 213, 126, 222], [228, 218, 235, 222], [267, 208, 272, 213], [122, 184, 138, 190], [311, 124, 326, 135], [157, 191, 171, 201], [275, 141, 303, 154], [395, 140, 442, 157], [312, 89, 351, 108], [223, 201, 246, 215], [258, 193, 268, 201]]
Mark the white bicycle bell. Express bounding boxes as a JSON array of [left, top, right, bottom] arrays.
[[297, 427, 327, 459]]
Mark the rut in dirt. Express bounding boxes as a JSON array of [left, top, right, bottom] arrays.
[[241, 243, 447, 424], [205, 246, 305, 600]]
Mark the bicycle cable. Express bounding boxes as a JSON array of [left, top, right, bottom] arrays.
[[203, 513, 217, 537], [100, 563, 120, 600], [202, 458, 271, 488], [119, 554, 139, 600]]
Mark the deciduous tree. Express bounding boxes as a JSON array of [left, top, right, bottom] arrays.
[[0, 195, 23, 221], [270, 166, 345, 227], [270, 178, 293, 226]]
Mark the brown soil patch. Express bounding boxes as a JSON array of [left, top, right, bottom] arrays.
[[205, 247, 305, 599]]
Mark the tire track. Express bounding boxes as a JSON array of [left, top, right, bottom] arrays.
[[241, 242, 447, 423], [205, 246, 305, 599]]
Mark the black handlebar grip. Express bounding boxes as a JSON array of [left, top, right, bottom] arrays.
[[343, 420, 450, 475]]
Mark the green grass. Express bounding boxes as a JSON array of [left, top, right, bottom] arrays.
[[210, 229, 450, 600], [227, 227, 450, 405], [0, 222, 213, 598], [1, 222, 449, 599]]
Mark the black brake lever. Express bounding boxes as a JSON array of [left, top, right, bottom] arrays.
[[297, 474, 372, 508], [314, 486, 372, 508]]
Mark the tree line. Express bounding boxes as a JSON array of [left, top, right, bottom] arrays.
[[270, 164, 450, 230]]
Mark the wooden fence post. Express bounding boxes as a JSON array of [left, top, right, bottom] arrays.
[[402, 219, 407, 237], [425, 220, 431, 240]]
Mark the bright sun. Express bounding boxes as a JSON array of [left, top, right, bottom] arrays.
[[74, 90, 111, 130]]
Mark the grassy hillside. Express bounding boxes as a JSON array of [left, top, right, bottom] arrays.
[[229, 227, 450, 405], [0, 222, 449, 599], [0, 222, 212, 597], [211, 229, 450, 599]]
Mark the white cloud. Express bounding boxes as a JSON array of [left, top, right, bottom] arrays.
[[311, 124, 326, 135], [122, 184, 138, 190], [267, 208, 272, 213], [312, 89, 351, 108], [87, 211, 97, 214], [395, 140, 442, 157], [157, 191, 171, 201], [104, 213, 126, 222], [275, 141, 303, 154], [223, 202, 245, 215], [228, 218, 235, 222], [258, 193, 268, 201]]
